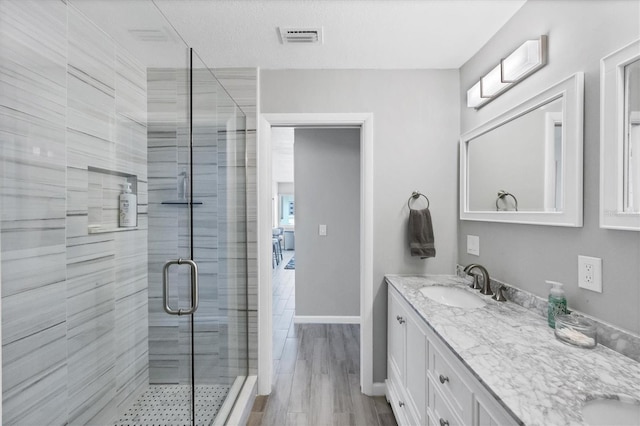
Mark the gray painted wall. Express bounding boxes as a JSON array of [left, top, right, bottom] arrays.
[[459, 0, 640, 334], [294, 128, 361, 317], [261, 69, 460, 382]]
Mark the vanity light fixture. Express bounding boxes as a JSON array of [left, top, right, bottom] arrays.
[[467, 35, 548, 109], [466, 81, 487, 108], [481, 63, 512, 98], [502, 36, 548, 82]]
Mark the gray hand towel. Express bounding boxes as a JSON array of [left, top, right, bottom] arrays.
[[409, 208, 436, 259]]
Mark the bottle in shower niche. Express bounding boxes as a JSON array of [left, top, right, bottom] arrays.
[[119, 181, 137, 227], [547, 280, 567, 328]]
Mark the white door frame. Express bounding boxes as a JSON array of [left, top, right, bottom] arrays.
[[258, 113, 374, 396]]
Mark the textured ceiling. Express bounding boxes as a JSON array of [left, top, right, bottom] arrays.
[[70, 0, 527, 184], [72, 0, 526, 69]]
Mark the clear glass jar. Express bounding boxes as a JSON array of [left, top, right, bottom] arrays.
[[554, 314, 597, 349]]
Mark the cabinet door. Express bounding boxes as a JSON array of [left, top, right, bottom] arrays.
[[428, 339, 472, 420], [405, 315, 427, 424], [388, 290, 406, 383], [427, 381, 465, 426]]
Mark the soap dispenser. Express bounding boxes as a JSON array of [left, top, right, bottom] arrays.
[[547, 280, 567, 328], [119, 181, 137, 227]]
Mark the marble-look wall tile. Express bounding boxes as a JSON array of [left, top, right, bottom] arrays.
[[116, 48, 147, 127], [67, 6, 115, 143], [0, 1, 67, 124], [0, 1, 69, 424], [65, 234, 117, 425], [64, 5, 148, 423], [114, 228, 149, 415], [3, 1, 149, 424], [116, 115, 148, 181], [2, 323, 68, 426], [147, 69, 183, 384]]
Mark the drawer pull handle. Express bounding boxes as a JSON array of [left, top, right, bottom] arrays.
[[396, 315, 405, 324], [439, 419, 449, 426], [399, 401, 405, 407], [439, 374, 449, 384]]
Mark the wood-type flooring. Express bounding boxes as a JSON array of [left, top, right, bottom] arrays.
[[248, 251, 398, 426]]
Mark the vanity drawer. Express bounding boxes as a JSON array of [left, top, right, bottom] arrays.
[[428, 339, 472, 417], [427, 383, 464, 426]]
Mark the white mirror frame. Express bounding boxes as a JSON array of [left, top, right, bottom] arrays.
[[600, 39, 640, 231], [460, 72, 584, 226]]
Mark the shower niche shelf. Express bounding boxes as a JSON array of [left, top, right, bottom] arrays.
[[87, 166, 138, 233], [88, 225, 139, 234]]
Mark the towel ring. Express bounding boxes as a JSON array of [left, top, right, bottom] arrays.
[[496, 190, 518, 211], [408, 191, 430, 209]]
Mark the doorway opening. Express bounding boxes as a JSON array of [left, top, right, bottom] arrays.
[[270, 126, 361, 387], [258, 114, 375, 396]]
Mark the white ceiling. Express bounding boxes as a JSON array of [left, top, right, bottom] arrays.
[[71, 0, 527, 184], [72, 0, 526, 69]]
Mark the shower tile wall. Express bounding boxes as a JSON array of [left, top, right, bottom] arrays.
[[0, 2, 148, 425], [147, 67, 193, 384]]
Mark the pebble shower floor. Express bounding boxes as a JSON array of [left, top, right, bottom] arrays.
[[115, 384, 230, 426]]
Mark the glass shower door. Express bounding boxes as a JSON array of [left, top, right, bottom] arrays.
[[147, 45, 197, 424], [191, 56, 249, 425], [149, 47, 248, 426]]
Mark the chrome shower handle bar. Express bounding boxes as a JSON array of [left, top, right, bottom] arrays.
[[162, 258, 199, 315]]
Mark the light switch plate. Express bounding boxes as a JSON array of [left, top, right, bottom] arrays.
[[578, 255, 602, 293], [319, 224, 327, 236], [467, 235, 480, 256]]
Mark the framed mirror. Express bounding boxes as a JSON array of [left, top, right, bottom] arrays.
[[460, 72, 584, 226], [600, 39, 640, 231]]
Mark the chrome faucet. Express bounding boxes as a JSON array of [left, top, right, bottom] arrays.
[[463, 264, 493, 296]]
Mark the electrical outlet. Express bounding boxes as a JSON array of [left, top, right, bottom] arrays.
[[578, 255, 602, 292], [467, 235, 480, 256], [319, 224, 327, 236]]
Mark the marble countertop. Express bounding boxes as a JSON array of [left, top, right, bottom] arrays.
[[385, 274, 640, 426]]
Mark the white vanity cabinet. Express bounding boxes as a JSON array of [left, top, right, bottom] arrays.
[[387, 287, 427, 425], [386, 286, 518, 426]]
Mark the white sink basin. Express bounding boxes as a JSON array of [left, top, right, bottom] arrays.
[[419, 286, 486, 309], [582, 398, 640, 425]]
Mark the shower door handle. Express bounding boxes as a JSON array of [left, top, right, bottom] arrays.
[[162, 258, 199, 315]]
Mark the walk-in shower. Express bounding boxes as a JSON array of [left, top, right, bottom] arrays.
[[0, 1, 251, 424]]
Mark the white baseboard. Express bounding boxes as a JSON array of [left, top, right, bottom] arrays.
[[293, 315, 361, 324], [371, 382, 387, 396]]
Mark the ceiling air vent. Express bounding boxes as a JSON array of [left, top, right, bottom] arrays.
[[278, 27, 323, 44]]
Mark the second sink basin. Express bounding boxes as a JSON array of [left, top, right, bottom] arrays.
[[582, 397, 640, 425], [419, 285, 486, 309]]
